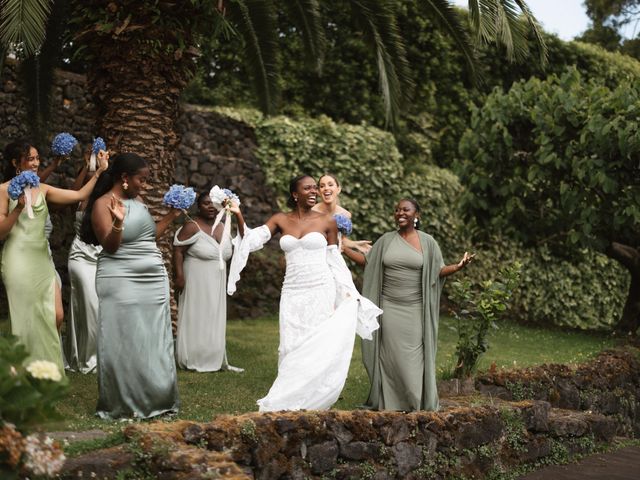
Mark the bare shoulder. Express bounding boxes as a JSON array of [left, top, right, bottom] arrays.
[[0, 182, 7, 194], [177, 220, 199, 240], [335, 205, 352, 218]]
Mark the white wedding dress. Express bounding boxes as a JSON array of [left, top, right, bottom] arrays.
[[228, 226, 381, 411]]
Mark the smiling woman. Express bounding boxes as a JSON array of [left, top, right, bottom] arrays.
[[343, 198, 474, 411], [226, 174, 381, 412], [0, 140, 107, 375]]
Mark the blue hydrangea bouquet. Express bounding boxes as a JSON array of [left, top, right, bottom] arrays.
[[89, 137, 107, 171], [51, 132, 78, 156], [334, 213, 353, 236], [163, 184, 196, 210], [8, 171, 40, 218]]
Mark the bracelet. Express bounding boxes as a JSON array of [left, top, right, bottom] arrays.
[[111, 222, 124, 233]]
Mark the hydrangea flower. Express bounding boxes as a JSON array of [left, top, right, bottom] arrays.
[[26, 360, 62, 382], [92, 137, 107, 154], [334, 214, 353, 236], [163, 184, 196, 210], [210, 185, 241, 209], [7, 171, 40, 200], [51, 132, 78, 156]]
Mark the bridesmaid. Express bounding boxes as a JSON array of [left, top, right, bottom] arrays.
[[344, 198, 474, 411], [173, 191, 244, 372], [0, 140, 107, 374], [312, 173, 371, 254], [80, 152, 181, 419], [65, 150, 102, 373]]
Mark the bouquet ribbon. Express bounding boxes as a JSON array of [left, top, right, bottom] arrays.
[[89, 152, 97, 172], [210, 206, 232, 270], [24, 186, 34, 219]]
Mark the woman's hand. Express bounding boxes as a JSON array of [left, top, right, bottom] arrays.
[[352, 240, 372, 255], [14, 194, 26, 211], [174, 274, 185, 292], [107, 195, 125, 223], [96, 149, 109, 172], [457, 251, 476, 270], [226, 200, 241, 215]]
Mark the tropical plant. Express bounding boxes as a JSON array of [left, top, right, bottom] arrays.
[[449, 262, 521, 378], [458, 68, 640, 333]]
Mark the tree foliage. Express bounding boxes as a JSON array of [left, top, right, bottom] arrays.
[[458, 68, 640, 331], [578, 0, 640, 59]]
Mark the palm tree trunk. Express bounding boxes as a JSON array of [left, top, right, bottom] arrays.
[[82, 33, 197, 326]]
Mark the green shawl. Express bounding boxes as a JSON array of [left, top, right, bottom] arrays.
[[361, 230, 445, 411]]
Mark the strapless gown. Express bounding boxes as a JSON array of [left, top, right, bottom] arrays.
[[257, 232, 377, 411]]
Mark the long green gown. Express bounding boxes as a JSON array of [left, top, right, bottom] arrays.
[[362, 231, 445, 411], [1, 193, 64, 374], [95, 199, 179, 419]]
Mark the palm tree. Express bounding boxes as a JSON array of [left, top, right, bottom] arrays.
[[0, 0, 546, 288]]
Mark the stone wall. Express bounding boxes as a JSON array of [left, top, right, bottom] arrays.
[[0, 59, 281, 319], [60, 348, 640, 479]]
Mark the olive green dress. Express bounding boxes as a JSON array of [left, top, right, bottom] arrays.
[[362, 231, 445, 411], [95, 199, 179, 419], [1, 193, 64, 373]]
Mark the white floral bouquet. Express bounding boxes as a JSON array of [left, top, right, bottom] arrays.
[[209, 185, 241, 269]]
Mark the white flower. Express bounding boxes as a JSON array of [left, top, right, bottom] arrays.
[[23, 434, 66, 476], [209, 185, 227, 209], [26, 360, 62, 381]]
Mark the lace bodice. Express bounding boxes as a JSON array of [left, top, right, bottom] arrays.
[[280, 232, 332, 293]]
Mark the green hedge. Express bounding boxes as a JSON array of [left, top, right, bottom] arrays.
[[248, 111, 625, 331]]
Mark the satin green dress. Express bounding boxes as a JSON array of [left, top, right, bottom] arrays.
[[1, 193, 64, 374], [95, 199, 179, 419]]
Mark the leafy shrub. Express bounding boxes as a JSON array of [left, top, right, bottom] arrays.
[[450, 263, 521, 378]]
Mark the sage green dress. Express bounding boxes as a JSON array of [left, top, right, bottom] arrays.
[[362, 231, 445, 411], [1, 193, 64, 374], [95, 199, 179, 419]]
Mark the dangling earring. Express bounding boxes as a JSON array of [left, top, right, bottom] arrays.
[[413, 218, 418, 227], [123, 180, 129, 191], [15, 168, 20, 175], [294, 197, 298, 202]]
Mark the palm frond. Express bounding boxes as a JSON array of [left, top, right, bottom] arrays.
[[421, 0, 479, 81], [20, 0, 67, 144], [350, 0, 412, 129], [227, 0, 280, 115], [0, 0, 52, 55], [284, 0, 326, 73], [467, 0, 547, 65], [512, 0, 548, 65]]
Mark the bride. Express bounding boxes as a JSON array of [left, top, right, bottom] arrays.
[[227, 174, 381, 411]]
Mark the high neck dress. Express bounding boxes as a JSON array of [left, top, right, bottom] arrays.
[[65, 210, 102, 373], [1, 192, 64, 373], [95, 199, 179, 419]]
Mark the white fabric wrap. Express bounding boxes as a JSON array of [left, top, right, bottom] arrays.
[[24, 186, 34, 219], [326, 245, 381, 340], [227, 224, 272, 295]]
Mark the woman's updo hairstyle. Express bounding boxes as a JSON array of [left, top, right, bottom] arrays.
[[80, 152, 147, 245], [399, 197, 422, 230], [3, 140, 35, 181], [286, 174, 313, 209]]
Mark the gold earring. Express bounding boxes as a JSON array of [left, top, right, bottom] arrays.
[[123, 181, 129, 191]]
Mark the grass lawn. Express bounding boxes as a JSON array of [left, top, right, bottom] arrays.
[[0, 315, 615, 433]]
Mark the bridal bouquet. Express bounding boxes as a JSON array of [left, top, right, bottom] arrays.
[[209, 185, 241, 269], [8, 171, 40, 219], [163, 184, 196, 210], [89, 137, 107, 172], [51, 132, 78, 156], [209, 185, 240, 209], [333, 214, 352, 236]]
